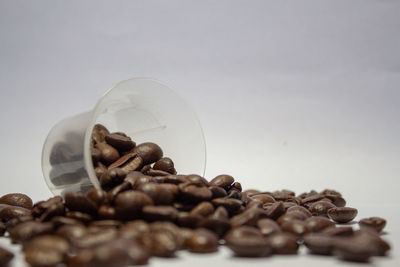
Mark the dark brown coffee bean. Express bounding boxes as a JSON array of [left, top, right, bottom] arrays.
[[268, 233, 298, 254], [0, 193, 33, 209], [65, 249, 94, 267], [99, 238, 149, 266], [51, 216, 83, 228], [153, 174, 187, 184], [282, 202, 298, 210], [353, 229, 391, 256], [66, 211, 93, 223], [321, 189, 342, 196], [197, 206, 231, 237], [280, 219, 309, 238], [5, 215, 34, 231], [91, 124, 109, 144], [114, 191, 153, 220], [186, 228, 219, 253], [305, 216, 335, 232], [211, 198, 242, 215], [24, 235, 70, 256], [185, 174, 209, 187], [150, 221, 185, 250], [209, 175, 234, 190], [359, 217, 386, 233], [119, 220, 150, 240], [190, 202, 214, 217], [153, 157, 176, 174], [324, 194, 346, 207], [226, 190, 241, 200], [108, 153, 143, 174], [179, 183, 212, 203], [91, 147, 102, 165], [94, 163, 107, 179], [95, 143, 120, 165], [142, 205, 178, 222], [0, 204, 31, 221], [124, 171, 153, 189], [31, 196, 63, 218], [86, 188, 106, 207], [106, 181, 132, 204], [64, 192, 97, 216], [25, 246, 64, 267], [230, 182, 242, 192], [257, 218, 281, 237], [39, 201, 65, 222], [209, 186, 227, 198], [303, 233, 337, 255], [139, 228, 178, 257], [9, 221, 53, 243], [287, 205, 312, 217], [72, 228, 117, 249], [132, 142, 163, 165], [177, 212, 202, 228], [334, 237, 375, 262], [56, 224, 87, 243], [322, 226, 353, 237], [99, 168, 126, 190], [309, 201, 336, 217], [0, 246, 14, 266], [87, 240, 131, 267], [225, 226, 271, 257], [138, 183, 174, 205], [276, 211, 308, 225], [105, 133, 135, 152], [89, 220, 121, 229], [145, 169, 171, 177], [265, 201, 285, 220], [250, 194, 275, 204], [97, 205, 116, 220], [301, 194, 325, 206], [230, 207, 262, 228], [327, 207, 358, 223]]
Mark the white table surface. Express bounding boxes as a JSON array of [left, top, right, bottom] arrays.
[[0, 1, 399, 266]]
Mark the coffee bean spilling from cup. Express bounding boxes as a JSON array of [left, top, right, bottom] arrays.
[[0, 124, 391, 266]]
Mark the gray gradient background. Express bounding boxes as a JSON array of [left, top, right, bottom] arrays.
[[0, 0, 399, 266]]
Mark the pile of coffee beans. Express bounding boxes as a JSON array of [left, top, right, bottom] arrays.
[[0, 124, 391, 266]]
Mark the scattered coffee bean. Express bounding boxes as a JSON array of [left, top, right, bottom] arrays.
[[186, 228, 219, 253], [359, 217, 387, 233], [0, 193, 33, 209], [105, 133, 135, 152], [268, 233, 298, 254], [309, 201, 336, 217], [327, 207, 358, 223], [225, 226, 272, 257], [95, 143, 120, 165], [132, 142, 163, 165]]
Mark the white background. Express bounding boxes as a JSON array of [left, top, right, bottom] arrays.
[[0, 0, 399, 266]]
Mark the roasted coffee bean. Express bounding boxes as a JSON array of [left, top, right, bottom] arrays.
[[32, 196, 63, 218], [301, 194, 325, 206], [225, 226, 271, 257], [106, 181, 132, 203], [95, 143, 120, 165], [100, 168, 126, 190], [153, 174, 187, 185], [280, 219, 309, 238], [97, 205, 116, 220], [114, 191, 153, 220], [287, 205, 312, 217], [230, 207, 262, 228], [39, 201, 65, 222], [86, 188, 106, 207], [230, 182, 242, 192], [265, 201, 285, 220], [0, 204, 31, 221], [209, 175, 234, 190], [322, 226, 353, 237], [150, 222, 185, 250], [87, 240, 131, 267], [66, 249, 94, 267], [190, 202, 214, 217], [352, 229, 391, 256], [334, 237, 375, 262], [124, 171, 153, 189], [186, 228, 219, 253], [177, 212, 202, 228], [89, 220, 121, 229], [52, 216, 83, 228], [108, 153, 143, 173], [145, 169, 171, 177], [305, 216, 335, 232], [105, 133, 135, 152], [324, 194, 346, 207], [72, 228, 118, 249], [4, 215, 34, 231], [94, 164, 107, 179], [257, 218, 281, 237], [91, 124, 109, 144], [359, 217, 386, 233], [0, 193, 33, 209], [0, 246, 14, 266], [197, 206, 231, 237], [139, 228, 178, 257], [211, 198, 242, 215], [308, 201, 336, 217], [25, 246, 64, 267], [119, 220, 150, 240], [64, 192, 97, 216], [142, 205, 178, 222], [56, 224, 87, 242], [250, 194, 275, 204], [132, 142, 163, 165], [327, 207, 358, 223], [66, 211, 93, 223], [102, 238, 149, 266], [153, 157, 176, 174], [303, 233, 337, 255], [276, 211, 308, 225], [159, 183, 179, 197], [179, 183, 212, 203], [209, 186, 227, 198], [23, 235, 70, 256], [268, 233, 298, 254], [91, 147, 102, 165], [9, 221, 53, 243], [138, 183, 174, 205]]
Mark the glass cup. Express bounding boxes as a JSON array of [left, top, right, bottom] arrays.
[[41, 78, 206, 196]]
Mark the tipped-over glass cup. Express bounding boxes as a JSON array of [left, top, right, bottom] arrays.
[[42, 78, 206, 196]]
